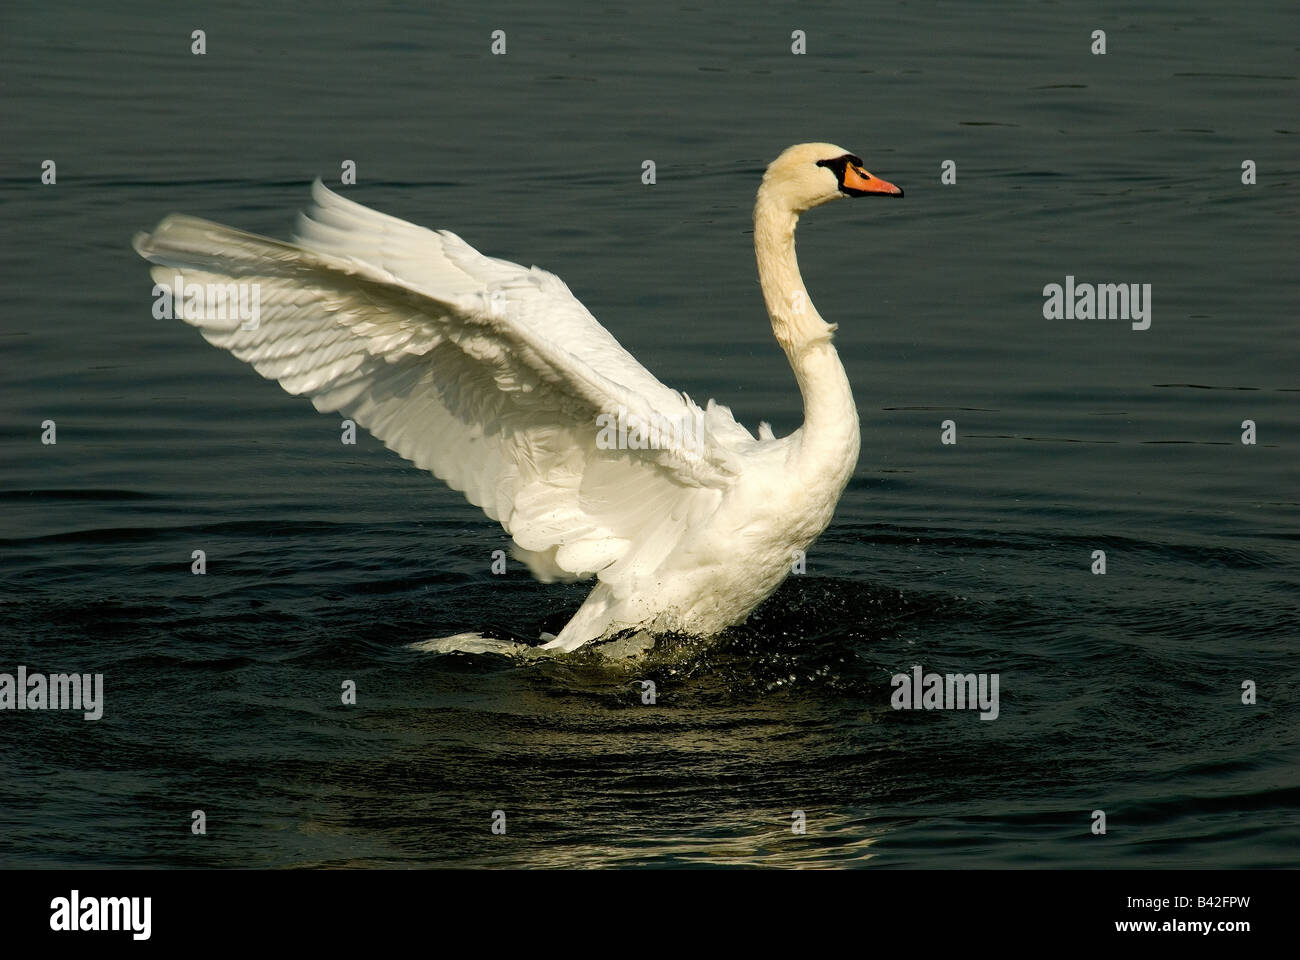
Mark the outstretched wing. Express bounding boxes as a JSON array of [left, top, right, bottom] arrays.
[[134, 180, 759, 585]]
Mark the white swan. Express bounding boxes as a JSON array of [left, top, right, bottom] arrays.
[[134, 143, 903, 653]]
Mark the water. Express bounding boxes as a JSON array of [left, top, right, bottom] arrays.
[[1, 0, 1297, 868]]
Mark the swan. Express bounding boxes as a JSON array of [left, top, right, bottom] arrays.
[[134, 143, 903, 653]]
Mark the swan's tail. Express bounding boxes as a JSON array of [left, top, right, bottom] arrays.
[[405, 633, 540, 657], [407, 629, 655, 660]]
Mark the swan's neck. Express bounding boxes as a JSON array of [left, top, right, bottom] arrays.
[[753, 191, 860, 478], [754, 195, 836, 353]]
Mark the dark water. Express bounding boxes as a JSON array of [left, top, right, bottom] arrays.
[[1, 1, 1297, 867]]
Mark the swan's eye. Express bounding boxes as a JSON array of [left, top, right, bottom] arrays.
[[815, 154, 863, 175], [815, 155, 854, 185]]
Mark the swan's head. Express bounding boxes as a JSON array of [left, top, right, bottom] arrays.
[[760, 142, 903, 214]]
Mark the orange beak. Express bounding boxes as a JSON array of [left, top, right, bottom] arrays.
[[843, 164, 903, 197]]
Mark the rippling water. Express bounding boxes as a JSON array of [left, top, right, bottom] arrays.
[[1, 0, 1296, 868]]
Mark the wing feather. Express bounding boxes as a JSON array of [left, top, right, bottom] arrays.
[[134, 182, 756, 586]]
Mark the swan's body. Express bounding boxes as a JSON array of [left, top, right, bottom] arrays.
[[134, 143, 902, 652]]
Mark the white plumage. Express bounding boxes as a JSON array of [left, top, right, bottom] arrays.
[[134, 143, 903, 652]]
